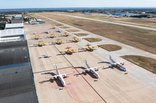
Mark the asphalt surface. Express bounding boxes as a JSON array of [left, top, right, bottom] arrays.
[[25, 15, 156, 103]]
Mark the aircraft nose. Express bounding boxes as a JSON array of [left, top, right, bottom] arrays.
[[63, 82, 66, 87], [96, 74, 100, 78]]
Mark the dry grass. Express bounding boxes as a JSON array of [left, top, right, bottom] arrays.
[[84, 38, 102, 42], [66, 29, 79, 32], [64, 12, 156, 28], [98, 44, 121, 51], [55, 23, 63, 26], [120, 18, 156, 27], [75, 33, 89, 37], [60, 26, 70, 29], [122, 55, 156, 74], [38, 13, 156, 54]]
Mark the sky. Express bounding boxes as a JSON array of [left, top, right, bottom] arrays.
[[0, 0, 156, 9]]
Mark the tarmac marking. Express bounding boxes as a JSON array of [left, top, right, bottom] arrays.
[[54, 45, 107, 103]]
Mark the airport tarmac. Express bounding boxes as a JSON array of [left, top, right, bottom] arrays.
[[25, 20, 156, 103]]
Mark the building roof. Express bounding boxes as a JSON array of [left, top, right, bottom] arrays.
[[11, 15, 23, 23], [0, 28, 24, 38], [5, 23, 24, 29], [14, 15, 23, 17], [0, 41, 29, 66], [0, 36, 22, 42]]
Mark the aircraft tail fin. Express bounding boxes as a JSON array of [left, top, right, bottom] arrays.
[[84, 60, 90, 68], [54, 64, 59, 75], [109, 55, 112, 60], [109, 55, 115, 63]]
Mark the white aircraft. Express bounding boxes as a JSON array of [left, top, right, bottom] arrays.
[[106, 56, 126, 72], [82, 60, 100, 78], [51, 64, 68, 87], [39, 55, 51, 58]]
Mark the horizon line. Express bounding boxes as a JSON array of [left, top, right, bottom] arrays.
[[0, 7, 156, 10]]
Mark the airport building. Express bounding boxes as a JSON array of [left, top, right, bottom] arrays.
[[0, 28, 25, 42], [0, 20, 38, 103], [5, 23, 24, 29], [11, 15, 23, 23]]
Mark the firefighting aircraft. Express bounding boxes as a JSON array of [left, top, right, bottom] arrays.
[[50, 64, 68, 87], [101, 56, 126, 72], [82, 60, 100, 79]]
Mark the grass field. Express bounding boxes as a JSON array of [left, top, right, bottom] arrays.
[[59, 26, 70, 29], [122, 55, 156, 74], [61, 12, 156, 28], [66, 29, 79, 32], [55, 23, 63, 26], [36, 13, 156, 54], [74, 33, 89, 37], [84, 38, 102, 42], [98, 44, 122, 51]]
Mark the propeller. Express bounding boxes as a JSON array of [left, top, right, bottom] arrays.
[[39, 55, 51, 59], [120, 62, 124, 65], [95, 68, 99, 71], [42, 55, 51, 58]]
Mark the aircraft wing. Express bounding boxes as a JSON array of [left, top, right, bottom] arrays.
[[109, 55, 116, 63], [93, 66, 102, 71], [51, 75, 58, 79], [62, 71, 75, 78], [85, 60, 90, 68]]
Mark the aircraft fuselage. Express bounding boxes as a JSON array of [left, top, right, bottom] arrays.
[[86, 68, 99, 78], [111, 63, 126, 72], [57, 75, 66, 87]]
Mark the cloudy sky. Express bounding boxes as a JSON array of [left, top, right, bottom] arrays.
[[0, 0, 156, 9]]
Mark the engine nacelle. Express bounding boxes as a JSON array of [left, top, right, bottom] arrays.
[[120, 62, 124, 65], [62, 74, 67, 78]]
